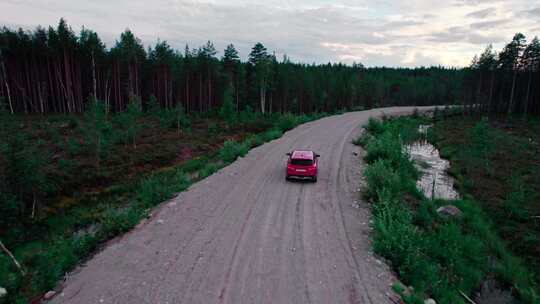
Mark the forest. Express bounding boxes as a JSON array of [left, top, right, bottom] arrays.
[[465, 33, 540, 117], [0, 18, 539, 303], [0, 19, 464, 115]]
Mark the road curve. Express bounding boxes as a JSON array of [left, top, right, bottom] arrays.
[[52, 107, 430, 304]]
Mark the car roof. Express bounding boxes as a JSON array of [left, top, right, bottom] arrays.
[[291, 150, 314, 160]]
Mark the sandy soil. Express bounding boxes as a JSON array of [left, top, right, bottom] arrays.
[[52, 107, 432, 304]]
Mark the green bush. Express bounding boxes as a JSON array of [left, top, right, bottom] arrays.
[[219, 86, 236, 126], [365, 160, 401, 199], [363, 116, 538, 304], [261, 129, 282, 141], [219, 140, 249, 163], [365, 117, 384, 135], [208, 122, 220, 135], [199, 163, 220, 179], [182, 157, 207, 173], [275, 113, 298, 132], [365, 131, 403, 164]]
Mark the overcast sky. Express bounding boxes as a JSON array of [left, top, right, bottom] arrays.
[[1, 0, 539, 67]]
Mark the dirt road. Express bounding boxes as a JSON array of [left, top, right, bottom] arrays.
[[53, 107, 429, 304]]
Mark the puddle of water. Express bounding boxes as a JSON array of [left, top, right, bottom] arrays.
[[406, 125, 459, 200]]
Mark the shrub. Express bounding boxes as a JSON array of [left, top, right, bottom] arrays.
[[208, 122, 220, 135], [365, 131, 403, 165], [219, 140, 249, 163], [261, 129, 282, 141], [275, 113, 298, 132], [365, 117, 384, 135], [82, 98, 113, 169], [199, 163, 220, 179], [219, 86, 236, 126], [182, 157, 207, 173], [365, 116, 539, 304]]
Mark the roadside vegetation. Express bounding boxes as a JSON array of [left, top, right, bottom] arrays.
[[359, 113, 538, 304], [431, 112, 540, 293], [0, 96, 328, 303]]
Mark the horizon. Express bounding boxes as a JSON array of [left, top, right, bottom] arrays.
[[1, 0, 539, 68]]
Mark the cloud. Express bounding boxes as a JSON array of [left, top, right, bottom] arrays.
[[466, 7, 497, 18], [470, 19, 512, 29], [521, 7, 540, 17], [0, 0, 538, 67]]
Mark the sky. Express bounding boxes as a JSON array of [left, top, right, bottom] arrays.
[[1, 0, 539, 67]]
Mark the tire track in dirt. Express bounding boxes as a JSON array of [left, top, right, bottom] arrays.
[[52, 107, 433, 304]]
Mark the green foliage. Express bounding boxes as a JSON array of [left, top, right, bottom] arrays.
[[207, 122, 220, 135], [363, 116, 538, 304], [117, 96, 143, 148], [174, 104, 191, 132], [365, 131, 403, 164], [0, 193, 19, 230], [219, 86, 236, 126], [468, 118, 494, 168], [352, 132, 372, 147], [219, 140, 249, 163], [503, 175, 529, 220], [275, 113, 298, 132], [365, 118, 384, 135], [66, 137, 82, 156], [0, 130, 52, 226], [260, 129, 283, 141], [182, 157, 207, 173], [147, 95, 160, 116], [82, 98, 113, 169], [199, 163, 220, 179], [0, 109, 329, 303]]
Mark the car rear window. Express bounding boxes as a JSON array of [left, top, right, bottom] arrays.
[[291, 158, 313, 166]]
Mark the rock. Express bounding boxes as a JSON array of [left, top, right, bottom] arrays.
[[424, 299, 436, 304], [436, 205, 463, 219], [43, 290, 56, 300], [0, 287, 7, 298]]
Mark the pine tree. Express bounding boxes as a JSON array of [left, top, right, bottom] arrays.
[[498, 33, 526, 115], [174, 103, 189, 135], [522, 37, 540, 117], [222, 44, 240, 110], [83, 97, 112, 170], [475, 45, 497, 114], [80, 27, 105, 100], [249, 43, 271, 113], [219, 85, 236, 126], [118, 96, 142, 148]]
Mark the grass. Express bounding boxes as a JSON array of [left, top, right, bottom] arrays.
[[361, 115, 538, 304], [0, 110, 331, 303], [431, 115, 540, 285]]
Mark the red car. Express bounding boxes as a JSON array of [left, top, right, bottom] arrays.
[[285, 150, 320, 182]]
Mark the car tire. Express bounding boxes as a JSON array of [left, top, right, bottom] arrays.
[[312, 176, 317, 182], [286, 175, 290, 181]]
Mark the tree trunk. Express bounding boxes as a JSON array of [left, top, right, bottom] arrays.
[[0, 240, 25, 275], [260, 86, 265, 114], [0, 57, 14, 114], [488, 71, 495, 117], [92, 51, 97, 99], [524, 70, 532, 119], [508, 70, 517, 115]]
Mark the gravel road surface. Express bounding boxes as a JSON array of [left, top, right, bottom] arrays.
[[53, 107, 431, 304]]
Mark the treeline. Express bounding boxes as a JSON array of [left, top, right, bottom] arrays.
[[466, 33, 540, 116], [0, 19, 462, 115]]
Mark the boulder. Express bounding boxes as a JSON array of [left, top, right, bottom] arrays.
[[424, 299, 436, 304], [0, 287, 6, 298], [436, 205, 463, 219]]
